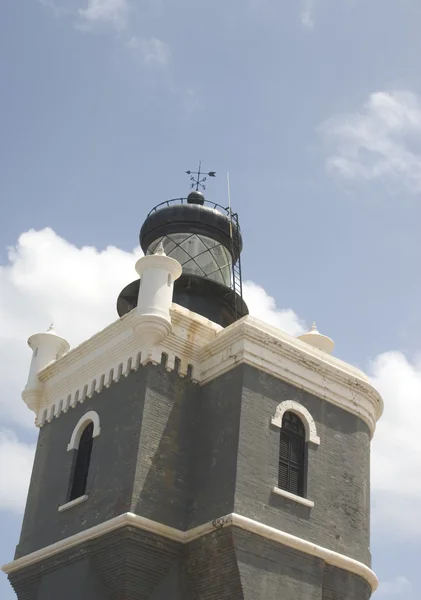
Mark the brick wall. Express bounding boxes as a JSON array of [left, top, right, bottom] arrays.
[[235, 364, 371, 565], [9, 527, 372, 600], [11, 360, 373, 598]]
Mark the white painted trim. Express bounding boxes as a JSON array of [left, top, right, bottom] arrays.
[[272, 486, 314, 508], [34, 306, 219, 427], [231, 514, 377, 590], [271, 400, 320, 445], [31, 310, 383, 438], [58, 495, 88, 512], [1, 512, 378, 591], [67, 411, 100, 451], [200, 318, 383, 436]]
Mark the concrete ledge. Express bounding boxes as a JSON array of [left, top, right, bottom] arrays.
[[1, 512, 378, 591], [57, 495, 88, 513], [272, 486, 314, 508]]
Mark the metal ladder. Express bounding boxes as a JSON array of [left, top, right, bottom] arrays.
[[230, 212, 244, 321]]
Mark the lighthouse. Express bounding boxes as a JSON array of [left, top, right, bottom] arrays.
[[2, 173, 383, 599]]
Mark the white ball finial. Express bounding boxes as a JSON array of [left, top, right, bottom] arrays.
[[298, 321, 334, 354], [22, 325, 70, 414], [133, 246, 182, 346]]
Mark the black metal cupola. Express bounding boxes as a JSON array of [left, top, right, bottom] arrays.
[[117, 166, 248, 328]]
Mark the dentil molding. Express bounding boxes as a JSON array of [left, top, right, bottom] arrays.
[[31, 305, 382, 436]]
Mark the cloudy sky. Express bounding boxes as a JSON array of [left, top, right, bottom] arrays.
[[1, 0, 421, 597]]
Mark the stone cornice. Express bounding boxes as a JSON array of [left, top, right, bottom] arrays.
[[39, 305, 220, 384], [32, 306, 382, 436], [1, 512, 378, 591], [35, 305, 220, 426], [199, 317, 383, 435]]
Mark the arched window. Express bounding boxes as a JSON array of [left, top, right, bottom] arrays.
[[69, 421, 94, 501], [278, 411, 306, 497]]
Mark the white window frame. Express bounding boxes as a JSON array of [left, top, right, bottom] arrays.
[[67, 410, 101, 452], [271, 400, 320, 445]]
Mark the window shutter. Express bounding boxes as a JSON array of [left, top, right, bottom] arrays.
[[279, 431, 289, 460], [278, 430, 289, 490], [277, 412, 306, 497], [289, 466, 301, 496], [290, 437, 303, 466]]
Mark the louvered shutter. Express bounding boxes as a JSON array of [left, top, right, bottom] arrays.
[[290, 436, 303, 466], [289, 466, 301, 496], [278, 430, 289, 489], [278, 412, 305, 497]]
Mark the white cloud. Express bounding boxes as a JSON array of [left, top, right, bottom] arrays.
[[300, 0, 315, 29], [0, 431, 35, 513], [125, 36, 171, 66], [370, 351, 421, 538], [319, 91, 421, 193], [375, 576, 413, 597], [166, 83, 204, 117], [0, 228, 142, 428], [182, 87, 204, 116], [243, 281, 306, 336], [39, 0, 130, 31], [77, 0, 129, 31], [39, 0, 67, 17]]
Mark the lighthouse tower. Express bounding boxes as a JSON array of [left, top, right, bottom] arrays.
[[2, 180, 383, 600]]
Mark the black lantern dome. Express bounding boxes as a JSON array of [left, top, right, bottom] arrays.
[[117, 190, 248, 328]]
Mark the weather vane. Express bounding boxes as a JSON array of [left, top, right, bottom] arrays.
[[185, 161, 216, 191]]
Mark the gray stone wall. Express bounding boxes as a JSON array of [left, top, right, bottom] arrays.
[[234, 527, 325, 600], [16, 366, 149, 557], [188, 367, 243, 528], [37, 555, 108, 600], [12, 358, 373, 597], [8, 526, 372, 600], [183, 527, 244, 599], [235, 364, 371, 566], [16, 362, 245, 559], [322, 563, 371, 600], [130, 364, 198, 530]]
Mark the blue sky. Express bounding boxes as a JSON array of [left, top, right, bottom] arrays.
[[1, 0, 421, 598]]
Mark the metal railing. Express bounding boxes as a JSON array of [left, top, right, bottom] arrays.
[[147, 197, 240, 227]]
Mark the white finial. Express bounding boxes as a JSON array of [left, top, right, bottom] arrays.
[[298, 321, 334, 354], [22, 326, 70, 415], [155, 241, 166, 256]]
